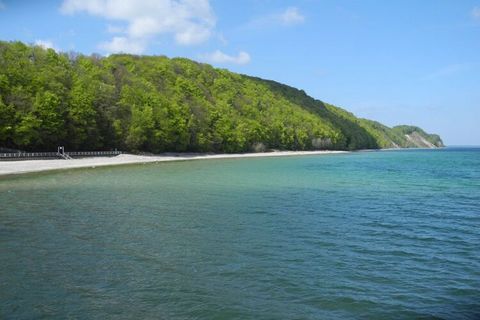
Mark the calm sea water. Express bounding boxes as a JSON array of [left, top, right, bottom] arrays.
[[1, 148, 479, 319]]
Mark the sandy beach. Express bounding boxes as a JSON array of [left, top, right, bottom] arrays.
[[0, 150, 347, 177]]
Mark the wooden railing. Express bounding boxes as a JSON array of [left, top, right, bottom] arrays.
[[0, 151, 122, 159]]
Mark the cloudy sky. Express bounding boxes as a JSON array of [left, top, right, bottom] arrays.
[[1, 0, 479, 145]]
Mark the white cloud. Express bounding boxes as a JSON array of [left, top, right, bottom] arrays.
[[217, 33, 228, 45], [106, 24, 124, 34], [472, 6, 480, 20], [34, 40, 59, 51], [60, 0, 216, 54], [248, 6, 305, 29], [279, 7, 305, 25], [0, 1, 5, 10], [200, 50, 251, 65], [99, 37, 146, 54]]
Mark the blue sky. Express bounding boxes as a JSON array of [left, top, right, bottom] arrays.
[[1, 0, 479, 145]]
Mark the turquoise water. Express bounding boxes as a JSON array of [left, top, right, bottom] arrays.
[[1, 148, 479, 319]]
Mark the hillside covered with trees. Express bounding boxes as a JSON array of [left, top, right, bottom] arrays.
[[0, 41, 443, 153]]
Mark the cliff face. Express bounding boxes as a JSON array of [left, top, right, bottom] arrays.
[[405, 132, 437, 148], [0, 41, 443, 152], [391, 126, 444, 148]]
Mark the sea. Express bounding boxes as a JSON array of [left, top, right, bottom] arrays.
[[1, 147, 479, 319]]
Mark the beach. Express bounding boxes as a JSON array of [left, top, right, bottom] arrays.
[[0, 150, 346, 176]]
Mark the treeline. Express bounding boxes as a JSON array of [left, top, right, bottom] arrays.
[[0, 41, 443, 152]]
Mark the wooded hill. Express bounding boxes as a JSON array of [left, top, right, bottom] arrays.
[[0, 41, 444, 153]]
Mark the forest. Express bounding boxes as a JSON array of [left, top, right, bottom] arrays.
[[0, 41, 443, 153]]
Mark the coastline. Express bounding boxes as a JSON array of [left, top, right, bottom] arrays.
[[0, 150, 347, 177]]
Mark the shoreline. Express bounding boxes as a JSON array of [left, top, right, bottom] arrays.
[[0, 150, 347, 177]]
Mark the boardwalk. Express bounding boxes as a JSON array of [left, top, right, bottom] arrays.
[[0, 150, 122, 160]]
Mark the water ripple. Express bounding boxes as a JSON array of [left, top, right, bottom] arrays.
[[1, 148, 479, 319]]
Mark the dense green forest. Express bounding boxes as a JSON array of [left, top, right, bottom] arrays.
[[0, 41, 443, 153]]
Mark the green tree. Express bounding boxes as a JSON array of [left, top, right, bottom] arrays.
[[14, 113, 41, 149], [67, 79, 99, 149], [0, 98, 17, 147], [126, 105, 154, 151], [33, 91, 65, 149]]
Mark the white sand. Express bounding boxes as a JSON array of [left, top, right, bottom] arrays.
[[0, 151, 347, 177]]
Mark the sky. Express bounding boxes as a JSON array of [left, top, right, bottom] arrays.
[[0, 0, 479, 145]]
